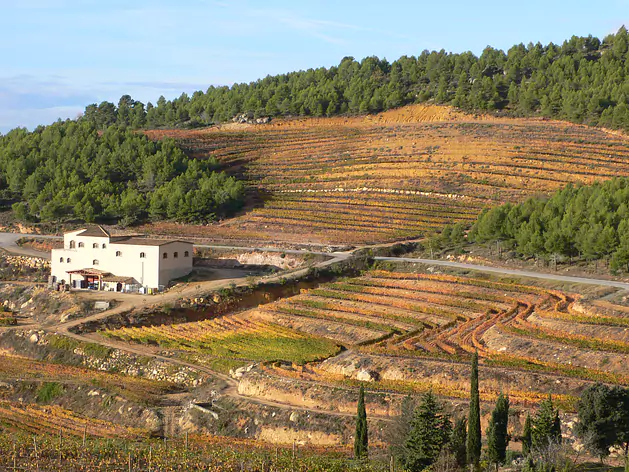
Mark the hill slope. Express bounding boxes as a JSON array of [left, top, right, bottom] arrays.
[[142, 105, 629, 246]]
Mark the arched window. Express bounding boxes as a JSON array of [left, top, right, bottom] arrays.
[[163, 252, 168, 259], [78, 242, 84, 248], [92, 243, 98, 248], [116, 251, 122, 257], [102, 243, 106, 249], [69, 240, 75, 249], [59, 257, 64, 263], [92, 259, 99, 265], [140, 252, 146, 258], [66, 258, 71, 263], [184, 251, 190, 257], [173, 252, 179, 258]]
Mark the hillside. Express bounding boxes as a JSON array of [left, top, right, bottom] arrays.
[[83, 28, 629, 134], [142, 104, 629, 245]]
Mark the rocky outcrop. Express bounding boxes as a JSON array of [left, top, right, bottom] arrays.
[[232, 113, 271, 125]]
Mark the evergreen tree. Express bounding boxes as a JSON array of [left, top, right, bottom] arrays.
[[467, 351, 482, 469], [522, 414, 532, 457], [389, 395, 415, 464], [354, 384, 368, 459], [575, 384, 629, 459], [486, 393, 510, 471], [532, 395, 561, 451], [403, 391, 452, 471], [449, 417, 468, 469]]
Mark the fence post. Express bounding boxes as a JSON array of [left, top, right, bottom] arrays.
[[33, 437, 39, 472]]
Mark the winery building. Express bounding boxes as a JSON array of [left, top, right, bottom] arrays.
[[50, 226, 193, 292]]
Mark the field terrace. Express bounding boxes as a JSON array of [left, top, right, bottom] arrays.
[[99, 267, 629, 414], [144, 105, 629, 245]]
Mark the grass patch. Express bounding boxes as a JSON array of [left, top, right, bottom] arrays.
[[36, 382, 64, 403], [48, 334, 112, 359]]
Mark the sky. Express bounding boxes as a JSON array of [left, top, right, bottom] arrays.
[[0, 0, 627, 132]]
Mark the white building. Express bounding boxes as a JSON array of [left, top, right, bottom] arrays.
[[51, 226, 193, 292]]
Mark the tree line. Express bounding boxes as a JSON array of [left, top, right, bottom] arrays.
[[354, 351, 629, 471], [0, 120, 245, 225], [468, 178, 629, 272], [76, 28, 629, 132]]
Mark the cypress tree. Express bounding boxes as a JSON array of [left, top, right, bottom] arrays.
[[486, 393, 510, 471], [354, 384, 368, 459], [551, 409, 562, 444], [522, 414, 532, 457], [467, 351, 481, 469], [450, 417, 468, 469]]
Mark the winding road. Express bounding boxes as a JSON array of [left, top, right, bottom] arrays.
[[374, 256, 629, 290], [5, 231, 629, 422]]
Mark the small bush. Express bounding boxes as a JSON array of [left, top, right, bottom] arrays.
[[36, 382, 64, 403]]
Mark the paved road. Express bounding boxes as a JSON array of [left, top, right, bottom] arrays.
[[0, 232, 59, 259], [375, 256, 629, 290]]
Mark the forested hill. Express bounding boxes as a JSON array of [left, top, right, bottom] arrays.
[[469, 178, 629, 271], [79, 27, 629, 131], [0, 121, 245, 225]]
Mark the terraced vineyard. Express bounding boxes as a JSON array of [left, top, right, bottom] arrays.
[[144, 105, 629, 244], [103, 315, 340, 364], [99, 266, 629, 410], [0, 402, 143, 438], [245, 268, 629, 407]]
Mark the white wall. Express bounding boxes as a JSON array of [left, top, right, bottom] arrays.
[[51, 232, 193, 289], [157, 241, 193, 286]]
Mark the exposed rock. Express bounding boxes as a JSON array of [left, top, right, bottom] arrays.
[[289, 411, 299, 423], [356, 369, 377, 382], [232, 113, 271, 125]]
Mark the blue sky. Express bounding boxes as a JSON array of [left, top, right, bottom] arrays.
[[0, 0, 627, 132]]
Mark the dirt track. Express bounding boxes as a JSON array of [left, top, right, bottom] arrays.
[[7, 237, 629, 420]]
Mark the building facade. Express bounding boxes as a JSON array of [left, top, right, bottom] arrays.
[[51, 226, 193, 291]]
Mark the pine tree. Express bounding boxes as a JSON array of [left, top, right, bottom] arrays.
[[532, 395, 561, 451], [354, 384, 368, 459], [404, 391, 452, 471], [467, 351, 482, 469], [486, 393, 510, 471], [522, 414, 532, 457]]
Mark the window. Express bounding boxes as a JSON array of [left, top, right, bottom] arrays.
[[163, 252, 168, 259], [102, 243, 106, 249], [69, 240, 75, 249], [116, 251, 122, 257], [92, 243, 98, 248], [66, 258, 71, 263], [173, 252, 178, 258], [184, 251, 190, 257], [92, 259, 99, 265], [140, 252, 146, 259], [59, 257, 64, 263], [78, 242, 84, 248]]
